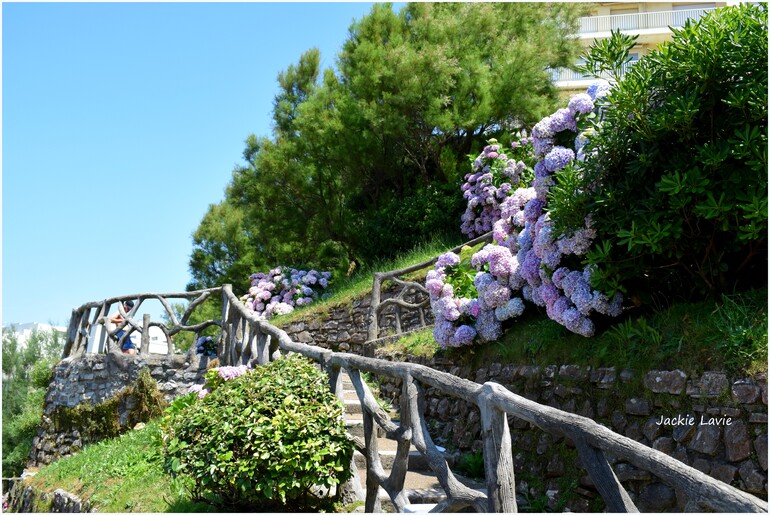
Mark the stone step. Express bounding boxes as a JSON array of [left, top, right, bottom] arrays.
[[352, 437, 452, 472], [354, 468, 487, 513], [403, 504, 439, 513], [345, 417, 385, 438], [343, 393, 356, 402], [344, 398, 363, 414], [353, 449, 429, 471]]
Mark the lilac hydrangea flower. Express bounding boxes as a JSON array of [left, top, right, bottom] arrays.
[[472, 244, 517, 278], [532, 136, 554, 158], [549, 108, 578, 133], [433, 296, 461, 321], [544, 146, 575, 172], [532, 115, 554, 139], [495, 297, 525, 321], [523, 198, 546, 224], [437, 252, 460, 269], [568, 93, 595, 115], [586, 79, 610, 101], [475, 310, 503, 342], [481, 280, 511, 309], [454, 325, 477, 346], [188, 384, 209, 399], [217, 365, 250, 381], [463, 298, 482, 318], [433, 319, 457, 349]]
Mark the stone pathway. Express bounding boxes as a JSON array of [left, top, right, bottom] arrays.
[[340, 370, 485, 513]]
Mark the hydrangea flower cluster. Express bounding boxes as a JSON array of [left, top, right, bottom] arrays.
[[190, 364, 253, 399], [427, 252, 481, 348], [429, 82, 624, 343], [188, 383, 209, 399], [427, 245, 526, 349], [460, 138, 536, 238], [240, 267, 331, 319], [195, 335, 217, 357]]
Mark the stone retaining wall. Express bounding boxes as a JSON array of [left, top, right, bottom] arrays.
[[8, 482, 91, 513], [27, 351, 210, 468], [373, 351, 768, 511], [280, 289, 432, 356]]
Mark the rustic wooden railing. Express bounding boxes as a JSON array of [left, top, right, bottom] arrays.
[[367, 232, 494, 342], [62, 287, 223, 359], [219, 284, 767, 513]]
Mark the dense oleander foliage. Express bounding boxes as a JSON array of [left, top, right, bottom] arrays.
[[187, 2, 585, 292], [428, 4, 767, 347], [557, 4, 768, 302], [162, 355, 354, 510]]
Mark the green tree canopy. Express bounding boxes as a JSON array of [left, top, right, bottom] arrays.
[[189, 2, 585, 292]]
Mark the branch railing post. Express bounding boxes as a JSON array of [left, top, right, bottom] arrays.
[[62, 308, 79, 359], [573, 435, 638, 512], [367, 272, 384, 344], [142, 314, 151, 354], [479, 383, 517, 513]]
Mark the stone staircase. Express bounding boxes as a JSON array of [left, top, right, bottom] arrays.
[[340, 370, 484, 513]]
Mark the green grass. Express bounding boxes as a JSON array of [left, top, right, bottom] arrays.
[[24, 418, 364, 513], [26, 421, 213, 513], [272, 234, 462, 326], [386, 288, 768, 378]]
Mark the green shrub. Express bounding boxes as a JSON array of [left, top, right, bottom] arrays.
[[455, 450, 485, 480], [555, 4, 768, 302], [1, 387, 46, 476], [162, 354, 354, 510], [29, 358, 57, 389]]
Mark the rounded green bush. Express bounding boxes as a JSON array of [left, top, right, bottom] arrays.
[[162, 354, 354, 510]]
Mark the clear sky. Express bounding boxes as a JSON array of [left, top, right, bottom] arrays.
[[2, 2, 381, 327]]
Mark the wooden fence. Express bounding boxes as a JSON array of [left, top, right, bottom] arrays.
[[367, 232, 493, 342], [62, 287, 223, 358], [218, 284, 767, 513], [61, 281, 767, 512]]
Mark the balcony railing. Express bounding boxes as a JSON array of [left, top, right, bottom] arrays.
[[578, 8, 716, 34], [550, 60, 638, 84]]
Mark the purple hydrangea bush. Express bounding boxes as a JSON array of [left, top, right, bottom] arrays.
[[241, 267, 332, 319], [460, 138, 537, 239], [429, 81, 624, 344]]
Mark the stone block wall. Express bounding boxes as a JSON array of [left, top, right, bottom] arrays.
[[28, 351, 210, 468], [374, 352, 768, 512], [279, 289, 432, 356]]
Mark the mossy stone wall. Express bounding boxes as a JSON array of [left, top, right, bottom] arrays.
[[28, 351, 209, 468]]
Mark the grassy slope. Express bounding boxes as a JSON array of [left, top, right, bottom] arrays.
[[385, 287, 768, 378], [281, 235, 768, 377], [25, 421, 212, 513]]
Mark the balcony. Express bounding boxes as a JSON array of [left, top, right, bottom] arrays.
[[550, 60, 637, 84], [577, 8, 716, 35]]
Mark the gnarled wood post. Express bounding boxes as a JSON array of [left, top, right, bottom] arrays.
[[142, 314, 151, 353], [573, 435, 638, 512], [479, 383, 517, 513]]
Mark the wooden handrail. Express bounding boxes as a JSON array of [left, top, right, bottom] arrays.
[[62, 287, 224, 359], [367, 232, 494, 341], [220, 284, 766, 513]]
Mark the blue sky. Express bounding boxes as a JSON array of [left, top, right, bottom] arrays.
[[2, 2, 381, 326]]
